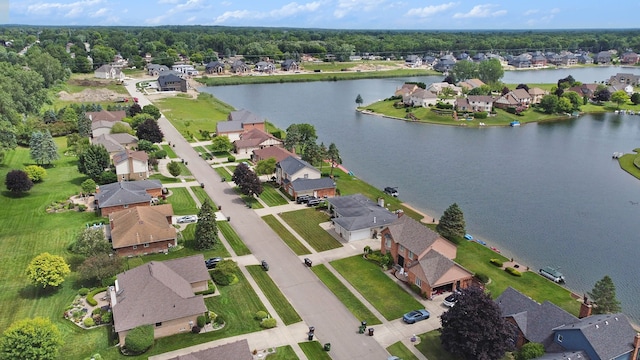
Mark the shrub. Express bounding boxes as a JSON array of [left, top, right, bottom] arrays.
[[505, 267, 522, 277], [208, 311, 217, 324], [191, 325, 201, 334], [92, 308, 102, 315], [255, 311, 268, 321], [101, 312, 112, 324], [195, 282, 216, 295], [83, 317, 95, 327], [86, 287, 107, 306], [474, 272, 489, 284], [210, 269, 231, 286], [124, 325, 154, 354], [197, 315, 206, 328], [78, 288, 89, 296], [67, 202, 75, 209], [154, 150, 167, 159], [436, 102, 453, 109], [475, 111, 488, 119], [489, 259, 503, 267], [214, 313, 224, 325], [101, 276, 116, 287], [260, 317, 277, 329], [78, 204, 87, 212], [227, 155, 236, 162]]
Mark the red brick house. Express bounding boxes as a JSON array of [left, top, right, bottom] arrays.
[[275, 156, 336, 199], [95, 180, 163, 216], [108, 204, 176, 256], [216, 109, 266, 141], [380, 215, 473, 297], [233, 128, 283, 155]]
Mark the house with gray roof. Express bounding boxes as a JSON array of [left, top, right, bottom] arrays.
[[158, 73, 187, 92], [231, 60, 249, 74], [255, 61, 275, 73], [326, 194, 398, 241], [147, 63, 170, 76], [595, 51, 612, 64], [165, 339, 252, 360], [281, 59, 299, 72], [94, 64, 125, 80], [110, 255, 209, 345], [216, 109, 266, 141], [91, 133, 138, 156], [276, 156, 336, 199], [95, 179, 163, 216], [204, 61, 225, 74]]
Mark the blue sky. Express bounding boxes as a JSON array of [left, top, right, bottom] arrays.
[[3, 0, 640, 29]]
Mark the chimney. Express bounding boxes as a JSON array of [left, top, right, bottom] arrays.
[[579, 300, 592, 319], [630, 333, 640, 360], [95, 185, 100, 193]]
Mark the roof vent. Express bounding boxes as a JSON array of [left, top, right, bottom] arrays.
[[595, 324, 599, 329], [605, 321, 609, 325]]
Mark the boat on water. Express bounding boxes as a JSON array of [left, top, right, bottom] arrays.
[[510, 120, 521, 127], [539, 266, 565, 283]]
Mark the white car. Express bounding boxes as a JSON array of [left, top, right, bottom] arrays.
[[177, 215, 197, 223]]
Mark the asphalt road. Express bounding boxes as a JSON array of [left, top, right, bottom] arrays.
[[127, 84, 390, 359]]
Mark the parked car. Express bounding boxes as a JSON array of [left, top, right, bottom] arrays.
[[205, 257, 223, 269], [296, 195, 312, 204], [443, 292, 459, 307], [177, 215, 197, 223], [261, 260, 269, 271], [384, 186, 399, 197], [402, 309, 430, 324], [307, 198, 322, 207]]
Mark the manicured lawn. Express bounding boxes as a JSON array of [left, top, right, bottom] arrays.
[[190, 186, 215, 208], [387, 341, 420, 360], [261, 215, 311, 255], [214, 166, 232, 180], [178, 162, 193, 176], [259, 183, 289, 207], [415, 330, 463, 360], [266, 345, 299, 359], [149, 173, 181, 183], [279, 209, 343, 252], [161, 144, 178, 158], [246, 265, 302, 325], [618, 151, 640, 180], [330, 256, 423, 321], [298, 341, 332, 360], [218, 221, 251, 256], [166, 187, 198, 215], [235, 191, 264, 209], [311, 264, 381, 325]]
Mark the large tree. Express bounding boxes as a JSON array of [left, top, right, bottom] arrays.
[[77, 253, 124, 285], [588, 275, 621, 314], [77, 144, 110, 181], [254, 158, 277, 176], [25, 252, 71, 288], [71, 227, 111, 257], [436, 203, 466, 239], [5, 169, 34, 194], [477, 58, 504, 84], [539, 94, 559, 114], [142, 104, 161, 120], [284, 123, 317, 154], [440, 286, 517, 360], [136, 119, 164, 143], [29, 130, 59, 166], [232, 162, 263, 196], [610, 90, 629, 109], [451, 60, 477, 82], [0, 317, 63, 360], [194, 200, 219, 250], [327, 142, 341, 177], [167, 161, 182, 177], [210, 135, 232, 153]]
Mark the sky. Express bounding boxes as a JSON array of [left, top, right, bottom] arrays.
[[2, 0, 640, 30]]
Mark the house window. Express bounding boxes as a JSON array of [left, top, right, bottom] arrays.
[[415, 278, 422, 287], [304, 173, 309, 179], [155, 322, 162, 327], [143, 243, 150, 248], [385, 238, 391, 249], [399, 245, 405, 253], [123, 204, 129, 208], [408, 250, 414, 259], [557, 335, 563, 342], [132, 245, 137, 250]]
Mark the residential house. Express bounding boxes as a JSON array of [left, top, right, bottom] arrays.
[[560, 53, 578, 66], [380, 215, 473, 297], [158, 73, 187, 92], [576, 53, 593, 64], [108, 204, 176, 256], [165, 339, 252, 360], [493, 92, 521, 110], [110, 255, 209, 344], [456, 53, 470, 61], [326, 194, 398, 242], [531, 54, 548, 67], [426, 82, 462, 97], [395, 83, 420, 97], [147, 63, 170, 76], [433, 55, 456, 72], [94, 64, 125, 80], [233, 128, 283, 155], [255, 61, 276, 73], [204, 61, 225, 74], [91, 133, 138, 156], [405, 88, 438, 107], [216, 109, 266, 141], [275, 156, 335, 199], [171, 64, 199, 76], [609, 84, 635, 96], [113, 149, 149, 181], [95, 179, 163, 216], [496, 287, 640, 360], [252, 146, 296, 164], [456, 95, 494, 112], [509, 54, 532, 68], [86, 110, 127, 124], [405, 55, 423, 68], [472, 53, 486, 62], [528, 87, 548, 104], [595, 51, 612, 64], [512, 88, 532, 106], [608, 73, 640, 87], [566, 84, 598, 100], [422, 55, 437, 67], [91, 120, 131, 138], [458, 78, 485, 91], [621, 52, 640, 65], [231, 60, 249, 74], [281, 59, 299, 72]]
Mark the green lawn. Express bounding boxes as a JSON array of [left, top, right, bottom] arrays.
[[149, 173, 181, 183], [330, 256, 423, 321], [311, 264, 381, 325], [259, 183, 289, 207], [214, 166, 232, 180], [218, 221, 251, 256], [415, 330, 463, 360], [161, 144, 178, 158], [618, 151, 640, 180], [166, 187, 198, 215], [298, 341, 332, 360], [279, 209, 343, 252], [266, 345, 299, 359], [190, 186, 215, 208], [261, 215, 311, 255], [387, 341, 420, 360], [246, 265, 302, 325]]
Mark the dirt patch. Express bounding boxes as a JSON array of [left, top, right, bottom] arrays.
[[68, 78, 116, 87], [351, 63, 404, 71], [57, 88, 122, 103]]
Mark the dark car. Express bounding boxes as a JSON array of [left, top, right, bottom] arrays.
[[402, 309, 430, 324], [205, 257, 223, 269], [296, 195, 311, 204], [384, 187, 399, 197], [261, 260, 269, 271], [443, 292, 459, 307], [307, 198, 322, 207]]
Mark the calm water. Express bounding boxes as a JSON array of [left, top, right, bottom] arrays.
[[201, 66, 640, 323]]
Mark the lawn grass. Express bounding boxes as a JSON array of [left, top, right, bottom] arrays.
[[278, 209, 343, 252], [618, 151, 640, 180], [298, 341, 332, 360], [261, 215, 311, 255], [161, 144, 178, 158], [154, 93, 235, 141], [178, 162, 193, 176], [415, 330, 463, 360], [387, 341, 420, 360], [214, 166, 232, 180], [311, 264, 381, 325], [166, 187, 198, 215], [330, 256, 423, 321], [218, 221, 251, 256], [259, 183, 289, 207], [246, 265, 302, 325], [149, 173, 181, 183], [236, 191, 264, 209], [190, 186, 215, 208], [265, 345, 299, 359]]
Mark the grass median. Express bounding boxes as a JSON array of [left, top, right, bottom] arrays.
[[279, 209, 342, 252], [246, 265, 302, 325], [218, 221, 251, 256], [259, 183, 289, 207], [261, 215, 311, 255]]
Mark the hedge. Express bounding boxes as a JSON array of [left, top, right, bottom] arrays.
[[489, 259, 503, 267], [125, 325, 154, 354], [255, 311, 268, 321], [86, 287, 108, 306], [260, 317, 277, 329], [197, 315, 206, 328], [195, 281, 216, 295], [505, 267, 522, 277]]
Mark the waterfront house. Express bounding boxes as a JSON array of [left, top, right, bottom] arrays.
[[405, 55, 422, 68], [527, 87, 547, 104], [621, 52, 640, 65], [281, 59, 299, 72], [255, 61, 275, 73], [405, 88, 438, 107], [233, 128, 283, 155], [275, 156, 335, 199], [252, 146, 297, 164], [108, 204, 176, 256], [231, 60, 249, 74], [608, 73, 640, 87], [216, 109, 266, 141], [205, 61, 225, 74], [427, 82, 462, 97], [158, 73, 187, 92], [577, 53, 594, 64], [326, 194, 398, 242], [595, 51, 612, 64], [458, 78, 485, 91], [95, 179, 163, 216]]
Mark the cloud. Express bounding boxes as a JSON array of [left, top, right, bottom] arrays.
[[334, 0, 384, 19], [526, 8, 561, 26], [158, 0, 180, 3], [90, 8, 108, 18], [26, 0, 103, 18], [453, 4, 506, 18], [406, 2, 457, 18], [145, 0, 208, 25], [524, 9, 539, 16], [214, 2, 322, 24]]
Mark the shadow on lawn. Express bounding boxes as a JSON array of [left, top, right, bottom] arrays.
[[19, 284, 62, 299], [2, 190, 32, 198]]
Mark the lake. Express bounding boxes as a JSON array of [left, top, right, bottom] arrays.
[[201, 66, 640, 323]]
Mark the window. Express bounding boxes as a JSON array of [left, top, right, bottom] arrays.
[[408, 250, 414, 259], [123, 204, 129, 208], [557, 335, 563, 342], [399, 245, 405, 253], [143, 243, 150, 248], [155, 322, 162, 327], [132, 245, 137, 250], [385, 238, 391, 249], [415, 278, 422, 287]]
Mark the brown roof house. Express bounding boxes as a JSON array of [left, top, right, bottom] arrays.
[[109, 255, 209, 345], [252, 146, 297, 164], [233, 128, 283, 155], [108, 203, 176, 256], [86, 110, 127, 123], [91, 133, 139, 156], [95, 179, 163, 216], [275, 155, 336, 200], [113, 149, 149, 181], [216, 109, 266, 142], [456, 95, 494, 112], [165, 339, 252, 360], [380, 215, 473, 298]]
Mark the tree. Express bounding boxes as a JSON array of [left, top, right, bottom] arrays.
[[77, 110, 92, 137], [443, 74, 456, 84], [142, 104, 161, 120], [124, 325, 154, 355], [302, 140, 322, 166], [631, 93, 640, 105], [23, 165, 47, 182], [556, 97, 573, 113], [137, 119, 164, 143], [29, 130, 59, 166], [610, 90, 629, 109], [284, 123, 317, 154], [477, 58, 504, 84], [167, 161, 182, 177], [355, 94, 363, 106], [110, 122, 133, 134], [451, 60, 477, 82], [128, 103, 143, 117], [327, 142, 341, 177], [210, 135, 232, 153], [594, 88, 611, 102], [77, 253, 124, 285], [436, 203, 466, 239], [128, 113, 155, 130], [25, 47, 67, 88], [5, 169, 34, 194], [440, 286, 516, 360], [562, 91, 582, 111], [515, 83, 529, 91], [73, 55, 93, 73], [539, 95, 559, 114], [255, 158, 277, 176], [71, 227, 111, 257], [194, 200, 219, 250], [81, 178, 97, 195], [0, 317, 63, 360], [232, 162, 263, 196], [136, 139, 155, 153], [78, 144, 110, 181], [588, 275, 621, 314], [515, 342, 545, 360], [25, 252, 71, 288]]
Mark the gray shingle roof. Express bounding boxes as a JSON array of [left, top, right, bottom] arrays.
[[414, 250, 456, 286], [92, 134, 125, 153], [290, 177, 335, 192], [531, 351, 589, 360], [277, 156, 318, 177], [228, 109, 263, 124], [158, 73, 184, 87], [386, 215, 443, 257], [166, 339, 252, 360], [96, 180, 162, 208], [327, 194, 397, 231]]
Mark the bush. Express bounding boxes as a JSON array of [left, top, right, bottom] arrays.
[[197, 315, 206, 328], [101, 276, 116, 287], [154, 150, 167, 159], [260, 317, 277, 329], [255, 311, 268, 321], [505, 267, 522, 277], [78, 288, 89, 296], [210, 269, 232, 286], [474, 272, 489, 284], [214, 313, 224, 325], [83, 317, 95, 327], [101, 311, 112, 324], [86, 287, 108, 306], [475, 111, 488, 119], [92, 308, 102, 315], [78, 204, 87, 212], [436, 102, 454, 109], [208, 311, 217, 324], [489, 258, 503, 267], [195, 282, 216, 295], [227, 155, 236, 162], [67, 202, 75, 209], [124, 325, 154, 354], [191, 325, 201, 334]]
